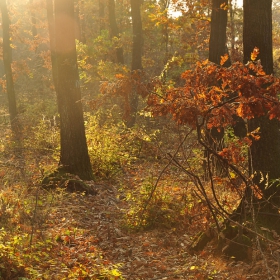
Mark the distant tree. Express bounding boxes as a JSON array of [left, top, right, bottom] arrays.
[[99, 0, 105, 33], [0, 0, 17, 127], [204, 0, 230, 177], [108, 0, 124, 64], [209, 0, 230, 67], [46, 0, 57, 89], [52, 0, 93, 180], [29, 0, 38, 38], [79, 0, 86, 43], [125, 0, 143, 127]]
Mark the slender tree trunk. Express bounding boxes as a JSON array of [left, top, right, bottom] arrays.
[[159, 0, 170, 64], [29, 0, 38, 38], [99, 0, 105, 33], [131, 0, 143, 71], [108, 0, 124, 64], [205, 0, 230, 178], [74, 0, 81, 41], [46, 0, 58, 89], [0, 0, 17, 126], [53, 0, 93, 180], [209, 0, 230, 66], [229, 0, 237, 61], [79, 0, 86, 43], [125, 0, 143, 128], [243, 0, 280, 205]]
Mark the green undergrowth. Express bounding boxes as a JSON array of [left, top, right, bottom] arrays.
[[123, 176, 197, 230], [85, 111, 162, 179], [0, 185, 124, 280]]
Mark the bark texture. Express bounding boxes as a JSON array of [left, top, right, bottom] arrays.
[[53, 0, 93, 180], [125, 0, 143, 128], [46, 0, 58, 89], [209, 0, 230, 66], [108, 0, 124, 64], [0, 0, 17, 125], [243, 0, 280, 204]]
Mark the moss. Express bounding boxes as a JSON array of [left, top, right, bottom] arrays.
[[189, 227, 215, 252], [41, 169, 97, 195]]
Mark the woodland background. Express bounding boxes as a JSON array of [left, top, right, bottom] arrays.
[[1, 0, 280, 279]]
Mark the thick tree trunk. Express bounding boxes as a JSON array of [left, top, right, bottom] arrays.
[[0, 0, 17, 126], [53, 0, 93, 180], [243, 0, 280, 206], [108, 0, 124, 64], [125, 0, 143, 128]]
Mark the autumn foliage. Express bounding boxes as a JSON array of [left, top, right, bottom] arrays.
[[148, 55, 280, 129]]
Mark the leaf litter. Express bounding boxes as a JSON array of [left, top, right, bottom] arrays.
[[35, 161, 279, 280]]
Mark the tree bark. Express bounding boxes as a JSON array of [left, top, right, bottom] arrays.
[[46, 0, 58, 89], [131, 0, 143, 72], [99, 0, 105, 33], [29, 0, 38, 38], [243, 0, 280, 205], [209, 0, 230, 67], [53, 0, 93, 180], [125, 0, 143, 128], [79, 0, 86, 43], [0, 0, 17, 126], [108, 0, 124, 64], [204, 0, 230, 178]]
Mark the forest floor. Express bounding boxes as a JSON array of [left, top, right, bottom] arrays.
[[0, 124, 279, 279], [30, 159, 278, 280], [16, 160, 278, 280]]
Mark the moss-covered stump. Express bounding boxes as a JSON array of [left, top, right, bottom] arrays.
[[42, 169, 97, 195]]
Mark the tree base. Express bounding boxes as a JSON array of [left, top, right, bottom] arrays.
[[41, 169, 97, 195], [189, 224, 253, 262]]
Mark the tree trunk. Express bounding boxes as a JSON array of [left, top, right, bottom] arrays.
[[209, 0, 230, 67], [74, 0, 81, 41], [108, 0, 124, 64], [0, 0, 17, 126], [53, 0, 93, 180], [159, 0, 170, 64], [29, 0, 38, 38], [125, 0, 143, 128], [79, 0, 86, 43], [243, 0, 280, 206], [99, 0, 105, 33], [131, 0, 143, 72], [46, 0, 58, 90], [204, 0, 230, 178]]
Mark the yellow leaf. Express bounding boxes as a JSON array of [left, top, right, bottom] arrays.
[[251, 47, 259, 61]]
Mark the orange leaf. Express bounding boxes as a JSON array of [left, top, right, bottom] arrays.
[[220, 54, 229, 66], [251, 47, 259, 61]]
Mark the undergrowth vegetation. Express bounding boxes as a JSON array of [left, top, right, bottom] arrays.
[[0, 94, 278, 279]]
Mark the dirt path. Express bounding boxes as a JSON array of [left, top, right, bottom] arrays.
[[44, 180, 274, 280]]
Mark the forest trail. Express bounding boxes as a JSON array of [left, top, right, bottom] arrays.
[[43, 162, 271, 280]]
